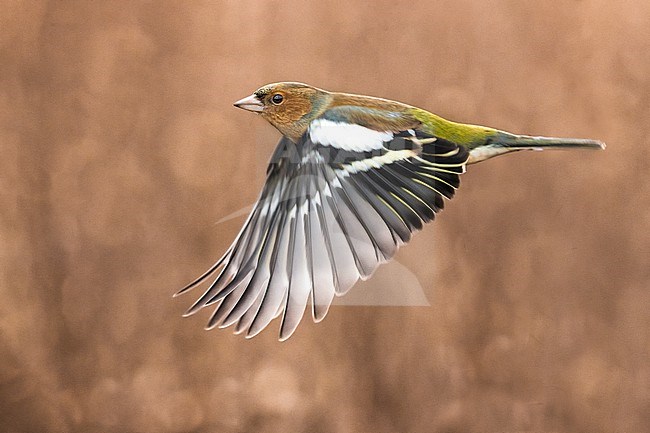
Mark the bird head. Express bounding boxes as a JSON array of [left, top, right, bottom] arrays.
[[234, 82, 332, 141]]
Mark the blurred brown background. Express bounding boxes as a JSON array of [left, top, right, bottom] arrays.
[[1, 1, 649, 432]]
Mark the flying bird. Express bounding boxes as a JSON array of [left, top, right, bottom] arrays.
[[176, 82, 605, 340]]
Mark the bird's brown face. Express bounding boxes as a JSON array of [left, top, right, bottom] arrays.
[[234, 82, 331, 140]]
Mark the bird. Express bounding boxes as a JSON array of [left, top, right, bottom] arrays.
[[175, 82, 605, 341]]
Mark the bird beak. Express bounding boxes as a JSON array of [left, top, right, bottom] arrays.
[[233, 94, 264, 113]]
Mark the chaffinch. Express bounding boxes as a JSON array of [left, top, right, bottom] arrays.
[[176, 82, 605, 340]]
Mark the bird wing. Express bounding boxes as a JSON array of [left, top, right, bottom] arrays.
[[178, 117, 469, 340]]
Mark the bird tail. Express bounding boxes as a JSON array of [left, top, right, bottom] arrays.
[[467, 132, 605, 164]]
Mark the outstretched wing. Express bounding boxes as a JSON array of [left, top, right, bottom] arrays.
[[177, 118, 469, 340]]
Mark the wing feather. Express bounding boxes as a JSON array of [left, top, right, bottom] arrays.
[[315, 164, 363, 294], [356, 169, 423, 231], [344, 173, 412, 245], [182, 203, 263, 315], [328, 174, 380, 278], [245, 177, 298, 338], [279, 186, 312, 340], [216, 211, 282, 328], [233, 284, 267, 335], [306, 163, 336, 322], [205, 271, 253, 329], [336, 175, 397, 261], [178, 117, 469, 340], [187, 175, 285, 315]]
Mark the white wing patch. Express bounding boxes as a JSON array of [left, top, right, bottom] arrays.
[[309, 119, 393, 152], [336, 149, 418, 175]]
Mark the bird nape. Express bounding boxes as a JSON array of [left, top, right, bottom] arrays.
[[175, 82, 605, 341]]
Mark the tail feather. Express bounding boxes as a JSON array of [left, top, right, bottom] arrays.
[[467, 132, 605, 164]]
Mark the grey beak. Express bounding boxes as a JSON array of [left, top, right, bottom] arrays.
[[233, 94, 264, 112]]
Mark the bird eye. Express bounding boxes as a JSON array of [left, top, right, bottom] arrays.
[[271, 93, 284, 105]]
